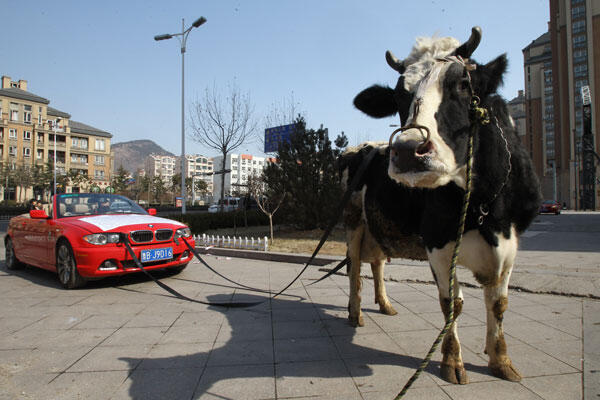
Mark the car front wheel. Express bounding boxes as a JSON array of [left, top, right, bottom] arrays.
[[5, 237, 23, 270], [56, 241, 87, 289]]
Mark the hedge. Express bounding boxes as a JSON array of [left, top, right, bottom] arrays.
[[166, 210, 272, 233]]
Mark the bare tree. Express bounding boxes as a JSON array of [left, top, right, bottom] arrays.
[[247, 173, 285, 243], [262, 92, 304, 153], [189, 82, 257, 210]]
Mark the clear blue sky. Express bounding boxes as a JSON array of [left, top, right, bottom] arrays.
[[2, 1, 549, 157]]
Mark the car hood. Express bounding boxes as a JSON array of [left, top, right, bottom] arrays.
[[63, 214, 186, 232]]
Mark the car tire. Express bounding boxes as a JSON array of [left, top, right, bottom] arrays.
[[5, 236, 24, 270], [56, 241, 87, 289], [168, 263, 188, 275]]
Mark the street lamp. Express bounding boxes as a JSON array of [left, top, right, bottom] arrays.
[[154, 16, 207, 214], [53, 117, 61, 196]]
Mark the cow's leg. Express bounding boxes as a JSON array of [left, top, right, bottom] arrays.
[[429, 250, 468, 385], [483, 264, 521, 381], [371, 259, 397, 316], [347, 227, 364, 327]]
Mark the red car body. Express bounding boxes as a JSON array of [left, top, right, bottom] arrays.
[[5, 193, 194, 288], [539, 200, 562, 215]]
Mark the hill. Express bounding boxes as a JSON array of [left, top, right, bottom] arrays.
[[111, 140, 174, 174]]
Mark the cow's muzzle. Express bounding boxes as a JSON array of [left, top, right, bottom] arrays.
[[389, 125, 435, 172]]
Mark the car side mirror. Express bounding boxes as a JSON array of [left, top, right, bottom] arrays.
[[147, 208, 157, 216], [29, 209, 49, 219]]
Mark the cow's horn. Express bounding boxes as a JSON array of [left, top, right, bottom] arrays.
[[454, 26, 482, 59], [386, 50, 405, 74]]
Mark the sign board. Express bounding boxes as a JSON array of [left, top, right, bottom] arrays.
[[581, 85, 591, 106], [175, 197, 183, 207], [264, 123, 296, 153]]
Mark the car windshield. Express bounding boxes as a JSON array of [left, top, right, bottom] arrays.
[[56, 193, 147, 218], [543, 200, 556, 205]]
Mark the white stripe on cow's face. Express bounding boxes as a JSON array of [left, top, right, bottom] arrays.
[[388, 61, 466, 189]]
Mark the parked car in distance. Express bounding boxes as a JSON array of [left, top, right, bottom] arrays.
[[539, 200, 562, 215], [5, 193, 194, 289], [208, 197, 240, 213]]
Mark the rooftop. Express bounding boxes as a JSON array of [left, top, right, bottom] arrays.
[[69, 120, 112, 138], [0, 87, 50, 104]]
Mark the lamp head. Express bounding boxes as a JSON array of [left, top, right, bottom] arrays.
[[154, 34, 173, 41], [192, 17, 207, 28]]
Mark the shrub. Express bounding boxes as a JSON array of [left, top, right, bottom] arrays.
[[167, 210, 271, 233]]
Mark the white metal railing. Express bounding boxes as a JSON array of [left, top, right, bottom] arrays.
[[193, 233, 268, 251]]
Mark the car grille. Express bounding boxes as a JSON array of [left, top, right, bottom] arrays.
[[155, 229, 173, 241], [130, 230, 153, 243]]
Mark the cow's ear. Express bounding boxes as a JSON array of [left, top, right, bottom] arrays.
[[476, 54, 508, 97], [353, 85, 398, 118]]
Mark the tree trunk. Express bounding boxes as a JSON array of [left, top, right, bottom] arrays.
[[220, 153, 227, 212], [269, 213, 274, 243]]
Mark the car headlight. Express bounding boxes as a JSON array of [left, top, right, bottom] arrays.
[[84, 233, 121, 245], [175, 227, 192, 238]]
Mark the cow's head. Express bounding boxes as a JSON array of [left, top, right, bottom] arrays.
[[387, 28, 508, 189], [353, 27, 482, 126]]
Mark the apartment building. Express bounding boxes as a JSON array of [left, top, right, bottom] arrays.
[[0, 75, 112, 200], [174, 154, 214, 203], [144, 154, 177, 183], [522, 0, 599, 208], [212, 153, 271, 198], [507, 90, 527, 147]]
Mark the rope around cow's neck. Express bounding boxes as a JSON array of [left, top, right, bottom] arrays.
[[393, 111, 478, 400]]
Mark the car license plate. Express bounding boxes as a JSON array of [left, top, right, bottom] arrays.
[[140, 247, 173, 263]]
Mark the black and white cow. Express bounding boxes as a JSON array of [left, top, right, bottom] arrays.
[[340, 27, 541, 384]]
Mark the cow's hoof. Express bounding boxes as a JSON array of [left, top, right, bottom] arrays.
[[348, 314, 364, 327], [489, 361, 522, 382], [440, 363, 469, 385], [379, 303, 398, 316]]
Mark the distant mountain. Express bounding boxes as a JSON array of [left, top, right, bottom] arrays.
[[111, 139, 174, 174]]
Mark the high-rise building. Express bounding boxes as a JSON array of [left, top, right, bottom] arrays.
[[0, 75, 113, 200], [523, 0, 599, 208], [507, 90, 527, 147], [144, 154, 177, 183], [175, 154, 214, 203], [212, 153, 273, 198]]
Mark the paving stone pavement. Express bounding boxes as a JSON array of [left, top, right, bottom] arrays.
[[0, 252, 597, 400]]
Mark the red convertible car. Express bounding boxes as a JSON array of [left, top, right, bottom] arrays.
[[5, 193, 194, 288]]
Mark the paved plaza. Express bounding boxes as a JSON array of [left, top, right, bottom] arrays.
[[1, 250, 598, 400]]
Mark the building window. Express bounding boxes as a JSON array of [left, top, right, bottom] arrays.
[[23, 147, 31, 157], [94, 170, 105, 178], [8, 146, 17, 156], [571, 5, 585, 19], [9, 129, 17, 139], [572, 20, 585, 33], [573, 49, 587, 63], [573, 34, 586, 48], [37, 149, 43, 159], [23, 130, 31, 141], [10, 103, 18, 121], [574, 64, 588, 77], [95, 155, 105, 165], [24, 105, 32, 124], [37, 106, 43, 124], [94, 139, 105, 151]]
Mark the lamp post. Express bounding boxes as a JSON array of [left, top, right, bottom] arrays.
[[154, 16, 207, 214], [53, 117, 61, 196]]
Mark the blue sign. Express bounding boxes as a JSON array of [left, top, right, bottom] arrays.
[[264, 123, 296, 153]]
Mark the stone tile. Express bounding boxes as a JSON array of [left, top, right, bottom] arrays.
[[2, 372, 60, 399], [0, 316, 44, 334], [369, 311, 439, 332], [274, 336, 340, 363], [512, 304, 580, 321], [137, 342, 212, 370], [208, 339, 273, 366], [332, 333, 405, 362], [324, 316, 385, 336], [223, 307, 271, 324], [272, 304, 320, 322], [529, 339, 583, 370], [71, 314, 133, 329], [35, 370, 129, 400], [112, 367, 200, 400], [101, 326, 167, 347], [273, 319, 328, 339], [66, 344, 152, 372], [276, 359, 361, 399], [521, 373, 582, 400], [507, 344, 579, 377], [419, 310, 485, 329], [194, 365, 276, 399], [0, 328, 64, 350], [159, 324, 222, 345], [441, 380, 543, 399], [361, 386, 452, 400], [504, 320, 579, 344], [215, 321, 273, 343], [172, 310, 225, 327], [39, 328, 116, 349], [123, 312, 181, 328]]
